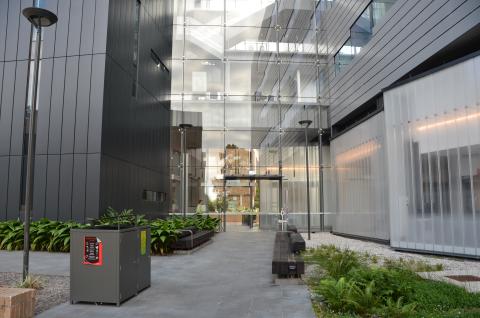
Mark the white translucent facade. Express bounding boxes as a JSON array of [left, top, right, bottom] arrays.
[[331, 113, 390, 240], [384, 55, 480, 257]]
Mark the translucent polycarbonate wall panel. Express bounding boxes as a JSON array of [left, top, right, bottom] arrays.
[[384, 54, 480, 257], [331, 112, 389, 240]]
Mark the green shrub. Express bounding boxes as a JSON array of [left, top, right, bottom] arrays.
[[0, 213, 219, 255], [304, 245, 364, 279], [0, 219, 24, 250], [95, 207, 148, 227], [305, 244, 480, 318], [383, 257, 444, 272], [0, 218, 86, 252], [376, 297, 417, 318], [315, 277, 357, 313], [149, 218, 181, 255]]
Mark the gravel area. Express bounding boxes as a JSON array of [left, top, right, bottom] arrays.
[[0, 272, 69, 315], [302, 232, 480, 272]]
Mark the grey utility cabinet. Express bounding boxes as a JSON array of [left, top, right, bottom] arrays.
[[70, 226, 151, 305]]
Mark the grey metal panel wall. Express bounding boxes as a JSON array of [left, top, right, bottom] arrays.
[[323, 0, 480, 125], [0, 0, 108, 221], [100, 0, 172, 217]]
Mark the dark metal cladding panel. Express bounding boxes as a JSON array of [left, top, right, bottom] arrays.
[[48, 57, 66, 154], [54, 0, 70, 57], [10, 60, 28, 156], [58, 153, 73, 220], [0, 62, 15, 156], [85, 153, 100, 220], [0, 156, 9, 220], [45, 154, 60, 219], [87, 54, 105, 154], [66, 0, 83, 56], [17, 0, 33, 61], [35, 57, 53, 155], [39, 0, 58, 59], [71, 154, 87, 222], [80, 0, 95, 55], [0, 0, 9, 62], [32, 154, 47, 220], [6, 156, 21, 220], [74, 55, 91, 154], [5, 0, 20, 61], [61, 56, 79, 154]]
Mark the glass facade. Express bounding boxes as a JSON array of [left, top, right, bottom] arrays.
[[170, 0, 328, 230], [384, 55, 480, 257]]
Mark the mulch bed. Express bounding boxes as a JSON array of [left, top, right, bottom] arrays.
[[0, 272, 69, 314]]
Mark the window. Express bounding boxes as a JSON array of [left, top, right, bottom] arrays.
[[334, 0, 396, 75], [143, 190, 166, 202], [334, 38, 360, 74]]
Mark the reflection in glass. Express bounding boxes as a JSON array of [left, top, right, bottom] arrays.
[[225, 27, 276, 61], [185, 26, 224, 59], [225, 0, 276, 27], [183, 60, 224, 94], [226, 60, 278, 96], [185, 0, 224, 26]]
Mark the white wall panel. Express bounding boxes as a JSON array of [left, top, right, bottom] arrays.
[[331, 112, 389, 240], [385, 54, 480, 257]]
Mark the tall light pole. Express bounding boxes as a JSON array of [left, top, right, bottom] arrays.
[[299, 119, 312, 240], [21, 7, 58, 281], [179, 123, 192, 217]]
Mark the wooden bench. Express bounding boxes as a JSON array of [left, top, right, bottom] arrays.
[[287, 224, 298, 233], [0, 288, 35, 318], [171, 228, 214, 250], [289, 232, 306, 254], [272, 231, 305, 277]]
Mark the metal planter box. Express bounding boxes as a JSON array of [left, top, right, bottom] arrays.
[[70, 226, 151, 306]]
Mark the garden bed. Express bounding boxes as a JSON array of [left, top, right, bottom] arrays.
[[304, 245, 480, 318], [0, 213, 220, 256], [0, 272, 69, 315]]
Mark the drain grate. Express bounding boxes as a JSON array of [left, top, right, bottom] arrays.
[[445, 275, 480, 282]]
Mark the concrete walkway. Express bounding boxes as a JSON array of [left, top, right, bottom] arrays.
[[0, 232, 315, 318]]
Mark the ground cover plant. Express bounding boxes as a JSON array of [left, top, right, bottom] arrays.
[[0, 210, 220, 255], [304, 245, 480, 318]]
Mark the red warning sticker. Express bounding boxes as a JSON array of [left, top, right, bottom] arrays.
[[83, 236, 103, 266]]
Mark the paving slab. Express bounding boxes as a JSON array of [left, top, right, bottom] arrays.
[[1, 232, 315, 318]]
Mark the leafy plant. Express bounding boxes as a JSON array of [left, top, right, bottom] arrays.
[[0, 219, 24, 250], [315, 277, 356, 313], [17, 275, 43, 289], [304, 245, 363, 279], [96, 207, 148, 227], [377, 297, 417, 318], [383, 257, 444, 272]]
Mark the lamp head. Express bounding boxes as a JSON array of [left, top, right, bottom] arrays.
[[22, 7, 58, 28], [298, 120, 312, 127]]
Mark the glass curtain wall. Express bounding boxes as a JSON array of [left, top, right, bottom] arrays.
[[170, 0, 326, 230], [384, 55, 480, 257]]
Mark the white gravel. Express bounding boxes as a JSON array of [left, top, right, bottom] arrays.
[[302, 232, 480, 272]]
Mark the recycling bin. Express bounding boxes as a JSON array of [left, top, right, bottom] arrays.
[[70, 226, 150, 306]]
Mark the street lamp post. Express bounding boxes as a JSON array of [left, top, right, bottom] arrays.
[[179, 123, 192, 218], [299, 119, 312, 240], [21, 7, 58, 281]]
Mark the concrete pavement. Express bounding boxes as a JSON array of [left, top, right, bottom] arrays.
[[0, 231, 315, 318]]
